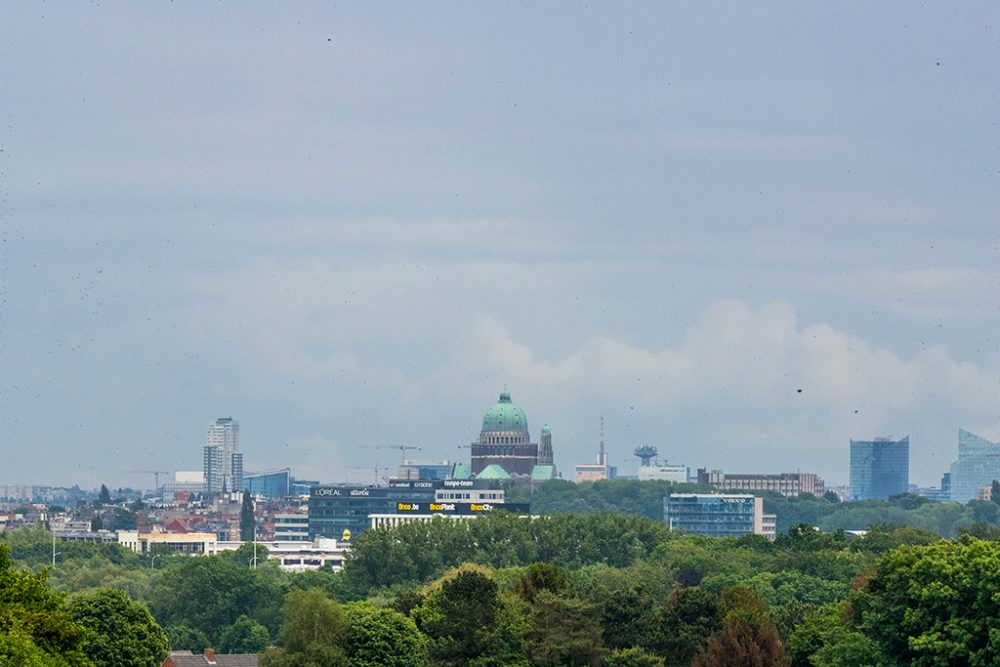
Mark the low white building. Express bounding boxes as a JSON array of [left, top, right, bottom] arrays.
[[637, 464, 689, 483]]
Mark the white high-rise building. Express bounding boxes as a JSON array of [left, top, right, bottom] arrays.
[[203, 417, 243, 495]]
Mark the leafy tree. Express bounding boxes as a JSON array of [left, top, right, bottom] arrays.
[[653, 586, 721, 665], [149, 552, 286, 644], [90, 515, 103, 531], [164, 624, 209, 653], [413, 567, 527, 667], [390, 587, 425, 616], [604, 648, 665, 667], [852, 537, 1000, 665], [992, 479, 1000, 505], [600, 586, 658, 651], [97, 485, 111, 506], [218, 615, 270, 654], [107, 507, 137, 531], [822, 491, 840, 503], [240, 491, 256, 542], [342, 602, 427, 667], [524, 589, 604, 667], [514, 563, 569, 604], [810, 632, 883, 667], [66, 588, 168, 667], [261, 588, 347, 667], [691, 587, 788, 667], [0, 543, 91, 666]]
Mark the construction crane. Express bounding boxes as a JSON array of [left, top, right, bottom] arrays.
[[361, 445, 423, 466], [346, 464, 390, 486], [117, 470, 171, 489]]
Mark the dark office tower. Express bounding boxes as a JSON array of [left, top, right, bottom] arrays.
[[850, 436, 909, 500]]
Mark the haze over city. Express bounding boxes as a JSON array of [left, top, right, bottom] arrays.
[[1, 3, 998, 489]]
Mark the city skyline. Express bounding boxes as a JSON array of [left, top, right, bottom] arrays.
[[2, 3, 998, 488]]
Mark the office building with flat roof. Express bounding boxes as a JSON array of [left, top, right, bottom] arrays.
[[308, 479, 513, 539], [664, 493, 775, 539], [948, 430, 1000, 503], [243, 469, 291, 499], [696, 470, 825, 497], [850, 436, 909, 500]]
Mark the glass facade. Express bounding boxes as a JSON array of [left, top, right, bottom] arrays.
[[243, 469, 291, 499], [663, 494, 761, 538], [849, 437, 909, 500], [948, 430, 1000, 503], [309, 480, 498, 539]]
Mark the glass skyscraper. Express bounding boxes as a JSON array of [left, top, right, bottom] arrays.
[[948, 429, 1000, 503], [849, 436, 909, 500]]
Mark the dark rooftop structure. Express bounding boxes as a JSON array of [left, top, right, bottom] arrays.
[[161, 649, 258, 667]]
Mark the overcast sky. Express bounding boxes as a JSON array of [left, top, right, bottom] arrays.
[[1, 2, 998, 489]]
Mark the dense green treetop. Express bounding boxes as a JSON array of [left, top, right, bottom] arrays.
[[66, 588, 168, 667]]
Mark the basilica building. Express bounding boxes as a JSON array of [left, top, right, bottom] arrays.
[[469, 391, 555, 481]]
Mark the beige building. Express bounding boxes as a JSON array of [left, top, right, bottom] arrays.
[[697, 469, 825, 497]]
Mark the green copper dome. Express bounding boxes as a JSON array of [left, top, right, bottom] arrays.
[[481, 391, 529, 434]]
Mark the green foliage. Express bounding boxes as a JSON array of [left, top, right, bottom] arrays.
[[342, 602, 427, 667], [507, 479, 709, 520], [288, 567, 355, 602], [218, 615, 271, 654], [603, 648, 665, 667], [524, 589, 605, 667], [66, 588, 168, 667], [852, 537, 1000, 665], [148, 552, 286, 645], [164, 624, 209, 652], [599, 586, 657, 651], [692, 587, 788, 667], [0, 543, 91, 666], [261, 588, 347, 667], [106, 507, 137, 531], [345, 512, 668, 595], [413, 568, 527, 667], [514, 563, 569, 604], [240, 491, 256, 542], [97, 485, 111, 506], [89, 515, 103, 532], [654, 586, 721, 666], [810, 632, 883, 667], [2, 525, 143, 572]]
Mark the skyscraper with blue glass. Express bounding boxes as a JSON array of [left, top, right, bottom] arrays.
[[948, 429, 1000, 503], [850, 436, 909, 500]]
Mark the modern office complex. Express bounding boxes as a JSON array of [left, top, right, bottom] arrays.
[[948, 430, 1000, 503], [663, 493, 776, 539], [849, 436, 909, 500], [308, 479, 521, 539], [203, 417, 243, 496], [696, 470, 825, 497], [242, 469, 291, 499], [274, 513, 309, 541]]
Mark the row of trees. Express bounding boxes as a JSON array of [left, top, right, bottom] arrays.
[[11, 497, 1000, 665], [507, 478, 1000, 536]]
